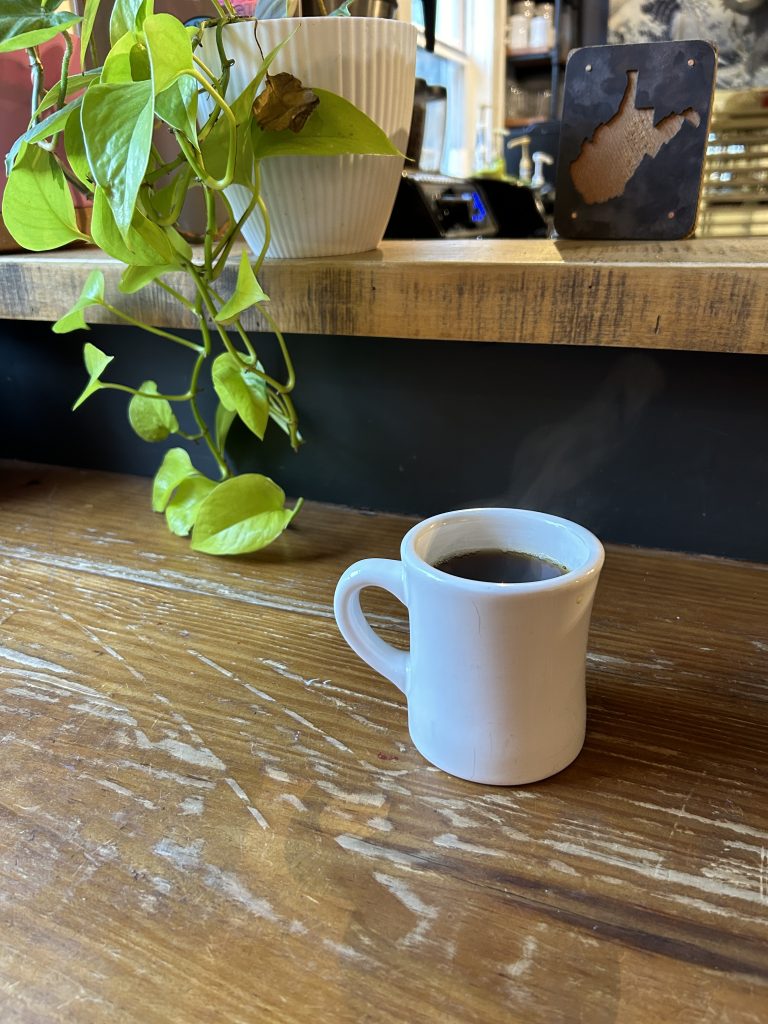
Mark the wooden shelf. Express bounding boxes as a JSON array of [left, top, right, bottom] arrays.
[[1, 459, 766, 1022], [2, 238, 768, 353]]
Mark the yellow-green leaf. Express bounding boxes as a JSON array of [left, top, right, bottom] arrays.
[[151, 447, 197, 512], [110, 0, 151, 46], [215, 251, 268, 324], [63, 110, 93, 188], [128, 380, 179, 442], [100, 29, 148, 84], [251, 87, 401, 160], [0, 4, 81, 54], [211, 352, 269, 440], [119, 264, 167, 294], [144, 13, 193, 96], [73, 342, 113, 410], [190, 474, 300, 555], [2, 145, 87, 251], [91, 188, 179, 267], [215, 401, 237, 453], [82, 80, 154, 238], [79, 0, 103, 67], [165, 475, 217, 536], [53, 270, 105, 334]]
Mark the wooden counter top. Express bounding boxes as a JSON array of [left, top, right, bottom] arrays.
[[1, 237, 768, 353], [1, 461, 766, 1022]]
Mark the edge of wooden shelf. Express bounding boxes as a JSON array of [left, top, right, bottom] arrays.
[[1, 238, 768, 354]]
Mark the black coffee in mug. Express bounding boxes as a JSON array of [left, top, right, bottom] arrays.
[[434, 548, 568, 584]]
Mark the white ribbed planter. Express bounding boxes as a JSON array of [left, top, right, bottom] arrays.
[[200, 17, 416, 258]]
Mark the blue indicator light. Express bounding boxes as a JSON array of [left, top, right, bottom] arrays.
[[461, 191, 487, 224]]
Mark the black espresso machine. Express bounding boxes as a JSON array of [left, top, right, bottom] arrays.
[[385, 79, 498, 240], [385, 79, 547, 240]]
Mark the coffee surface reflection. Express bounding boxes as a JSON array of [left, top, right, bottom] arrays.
[[434, 548, 568, 584]]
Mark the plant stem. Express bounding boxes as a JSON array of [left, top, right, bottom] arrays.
[[226, 316, 300, 449], [205, 153, 299, 446], [250, 164, 272, 277], [191, 268, 250, 369], [100, 383, 192, 401], [203, 186, 217, 278], [102, 305, 204, 352], [56, 154, 93, 198], [157, 279, 198, 314], [208, 0, 237, 16], [212, 192, 259, 274], [26, 48, 45, 123], [56, 32, 74, 112], [192, 54, 218, 82], [32, 31, 76, 154], [254, 307, 297, 393], [197, 26, 233, 145], [176, 70, 237, 189], [145, 154, 186, 185], [191, 301, 231, 479], [144, 165, 194, 226], [229, 319, 258, 363], [190, 350, 230, 478]]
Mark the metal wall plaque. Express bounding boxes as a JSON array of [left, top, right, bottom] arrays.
[[554, 41, 717, 240]]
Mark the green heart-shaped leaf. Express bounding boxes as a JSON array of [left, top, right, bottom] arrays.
[[128, 380, 179, 442], [251, 87, 401, 160], [109, 0, 151, 46], [151, 447, 198, 513], [211, 352, 269, 440], [82, 80, 154, 238], [191, 474, 300, 555], [91, 188, 179, 266], [79, 0, 103, 66], [215, 401, 237, 453], [144, 13, 193, 96], [165, 475, 217, 536], [73, 342, 113, 410], [1, 144, 87, 251], [215, 250, 268, 324], [100, 30, 149, 84], [53, 269, 105, 334], [156, 75, 198, 142], [63, 109, 93, 187], [0, 2, 81, 54], [119, 264, 167, 294]]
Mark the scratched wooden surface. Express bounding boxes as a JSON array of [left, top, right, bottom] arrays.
[[1, 461, 766, 1024], [1, 238, 768, 352]]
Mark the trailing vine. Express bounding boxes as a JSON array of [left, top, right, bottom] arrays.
[[0, 0, 395, 553]]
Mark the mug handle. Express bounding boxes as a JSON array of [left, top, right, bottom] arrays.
[[333, 558, 409, 694]]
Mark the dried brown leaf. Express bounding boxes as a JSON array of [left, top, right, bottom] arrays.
[[252, 73, 319, 134]]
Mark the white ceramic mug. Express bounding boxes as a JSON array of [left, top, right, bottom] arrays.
[[334, 508, 604, 785]]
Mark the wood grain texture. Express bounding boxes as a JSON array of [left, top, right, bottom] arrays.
[[0, 461, 767, 1023], [1, 238, 768, 352]]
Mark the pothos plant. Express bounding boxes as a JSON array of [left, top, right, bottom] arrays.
[[0, 0, 398, 554]]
